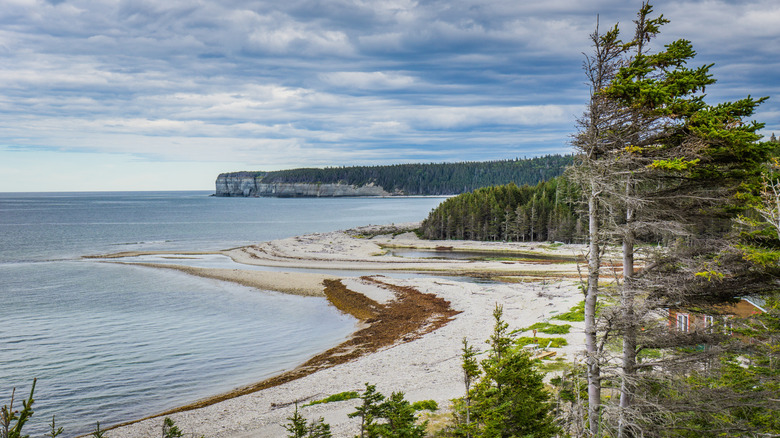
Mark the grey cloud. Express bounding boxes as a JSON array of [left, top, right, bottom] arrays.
[[0, 0, 778, 170]]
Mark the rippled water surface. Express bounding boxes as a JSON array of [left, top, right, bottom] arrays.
[[0, 192, 445, 436]]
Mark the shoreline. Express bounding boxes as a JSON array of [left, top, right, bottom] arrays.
[[101, 228, 587, 437], [105, 275, 458, 433]]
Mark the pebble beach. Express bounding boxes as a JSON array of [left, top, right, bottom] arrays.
[[104, 226, 586, 437]]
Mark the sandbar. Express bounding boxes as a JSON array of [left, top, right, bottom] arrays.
[[100, 225, 587, 437]]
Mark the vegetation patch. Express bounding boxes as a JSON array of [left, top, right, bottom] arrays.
[[303, 391, 360, 407], [225, 156, 573, 197], [411, 399, 439, 412], [521, 322, 572, 334], [536, 357, 571, 373], [515, 336, 568, 348], [553, 301, 585, 322]]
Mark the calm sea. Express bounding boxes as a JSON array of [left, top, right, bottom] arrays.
[[0, 191, 444, 437]]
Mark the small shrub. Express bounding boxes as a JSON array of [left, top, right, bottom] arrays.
[[90, 422, 108, 438], [303, 391, 360, 407], [48, 415, 64, 437], [162, 417, 183, 438], [411, 399, 439, 412]]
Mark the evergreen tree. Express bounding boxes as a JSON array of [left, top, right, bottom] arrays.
[[162, 418, 183, 438], [460, 338, 480, 438], [453, 305, 560, 438], [90, 422, 107, 438], [284, 403, 332, 438], [285, 403, 309, 438], [349, 384, 385, 438], [570, 16, 628, 434], [372, 392, 426, 438], [571, 3, 777, 437], [306, 418, 332, 438], [1, 379, 36, 438], [46, 416, 63, 438]]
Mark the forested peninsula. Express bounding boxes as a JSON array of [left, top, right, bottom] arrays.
[[215, 155, 573, 197]]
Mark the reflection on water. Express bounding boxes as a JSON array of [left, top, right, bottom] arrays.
[[387, 248, 580, 262]]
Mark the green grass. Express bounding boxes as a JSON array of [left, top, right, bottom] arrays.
[[536, 357, 570, 373], [303, 391, 360, 407], [522, 322, 572, 334], [553, 301, 585, 322], [515, 336, 568, 348]]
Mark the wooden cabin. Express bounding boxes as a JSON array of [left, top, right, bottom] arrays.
[[668, 297, 767, 333]]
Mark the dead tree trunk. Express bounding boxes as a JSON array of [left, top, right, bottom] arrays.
[[618, 182, 636, 438], [585, 185, 602, 436]]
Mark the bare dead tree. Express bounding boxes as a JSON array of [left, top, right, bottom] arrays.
[[570, 15, 630, 435]]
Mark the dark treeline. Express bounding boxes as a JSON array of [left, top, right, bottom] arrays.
[[230, 155, 574, 195], [419, 177, 585, 243]]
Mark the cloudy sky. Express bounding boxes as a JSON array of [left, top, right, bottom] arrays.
[[1, 0, 779, 191]]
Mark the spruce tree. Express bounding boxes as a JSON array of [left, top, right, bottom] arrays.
[[463, 305, 560, 438], [576, 2, 776, 436], [459, 338, 480, 438], [1, 379, 36, 438], [284, 403, 309, 438], [162, 418, 183, 438], [349, 384, 385, 438], [372, 392, 426, 438]]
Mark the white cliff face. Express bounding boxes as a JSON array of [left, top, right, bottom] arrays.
[[215, 174, 392, 197], [215, 174, 259, 196], [254, 182, 390, 197]]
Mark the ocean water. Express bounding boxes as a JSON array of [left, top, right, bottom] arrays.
[[0, 191, 445, 437]]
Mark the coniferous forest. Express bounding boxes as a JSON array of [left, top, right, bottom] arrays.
[[418, 177, 584, 243], [221, 154, 574, 196]]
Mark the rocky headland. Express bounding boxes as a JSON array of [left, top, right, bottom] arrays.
[[215, 172, 392, 197]]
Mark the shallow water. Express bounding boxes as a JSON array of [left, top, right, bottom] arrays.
[[0, 192, 445, 436], [388, 247, 580, 261]]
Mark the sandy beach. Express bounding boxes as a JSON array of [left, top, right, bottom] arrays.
[[102, 225, 587, 437]]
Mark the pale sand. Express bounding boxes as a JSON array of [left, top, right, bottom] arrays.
[[221, 228, 586, 279], [123, 263, 335, 297], [104, 227, 586, 438]]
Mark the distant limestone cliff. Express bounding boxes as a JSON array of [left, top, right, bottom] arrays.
[[215, 155, 574, 197]]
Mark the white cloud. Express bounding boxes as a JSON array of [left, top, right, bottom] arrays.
[[0, 0, 778, 190], [320, 71, 417, 89], [402, 104, 578, 129]]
